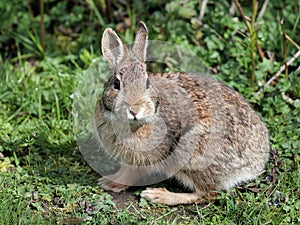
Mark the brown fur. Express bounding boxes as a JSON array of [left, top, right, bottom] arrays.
[[95, 22, 270, 205]]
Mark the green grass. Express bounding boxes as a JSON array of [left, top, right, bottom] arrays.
[[1, 0, 300, 224]]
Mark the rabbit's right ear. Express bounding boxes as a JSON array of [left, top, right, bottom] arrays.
[[132, 22, 148, 62], [101, 28, 127, 67]]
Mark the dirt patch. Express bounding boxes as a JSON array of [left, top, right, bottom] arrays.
[[110, 189, 140, 209]]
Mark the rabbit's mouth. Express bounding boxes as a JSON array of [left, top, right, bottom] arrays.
[[127, 114, 156, 132], [126, 107, 147, 121], [128, 119, 143, 132], [128, 116, 147, 129]]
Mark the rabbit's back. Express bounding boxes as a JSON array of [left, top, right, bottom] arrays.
[[150, 71, 269, 190]]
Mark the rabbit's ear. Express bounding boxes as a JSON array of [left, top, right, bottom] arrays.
[[132, 21, 148, 62], [101, 28, 127, 66]]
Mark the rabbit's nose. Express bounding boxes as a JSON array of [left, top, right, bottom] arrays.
[[129, 109, 137, 118]]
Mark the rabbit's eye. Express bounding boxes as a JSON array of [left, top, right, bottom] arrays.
[[146, 78, 150, 89], [114, 78, 121, 90]]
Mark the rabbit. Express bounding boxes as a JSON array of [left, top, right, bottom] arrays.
[[95, 21, 270, 205]]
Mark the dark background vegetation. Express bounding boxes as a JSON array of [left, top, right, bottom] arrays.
[[0, 0, 299, 224]]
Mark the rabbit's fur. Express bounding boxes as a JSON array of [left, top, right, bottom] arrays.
[[95, 22, 269, 205]]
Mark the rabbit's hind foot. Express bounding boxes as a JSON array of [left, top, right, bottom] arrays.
[[140, 187, 217, 206]]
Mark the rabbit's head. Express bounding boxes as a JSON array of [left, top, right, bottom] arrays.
[[101, 22, 158, 125]]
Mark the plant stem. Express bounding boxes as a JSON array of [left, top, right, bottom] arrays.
[[234, 0, 259, 87], [250, 0, 258, 87], [280, 19, 288, 79], [40, 0, 45, 51], [198, 0, 208, 23], [257, 50, 300, 95], [233, 0, 251, 29]]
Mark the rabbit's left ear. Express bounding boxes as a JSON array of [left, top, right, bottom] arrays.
[[132, 21, 148, 62], [101, 28, 127, 67]]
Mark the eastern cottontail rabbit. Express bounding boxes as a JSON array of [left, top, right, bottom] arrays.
[[95, 22, 269, 205]]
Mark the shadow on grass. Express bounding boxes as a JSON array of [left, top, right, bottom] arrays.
[[1, 122, 99, 187]]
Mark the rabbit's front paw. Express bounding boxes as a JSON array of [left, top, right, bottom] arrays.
[[98, 177, 129, 193]]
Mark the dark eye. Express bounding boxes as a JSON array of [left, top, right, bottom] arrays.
[[114, 78, 120, 90], [146, 77, 150, 89]]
